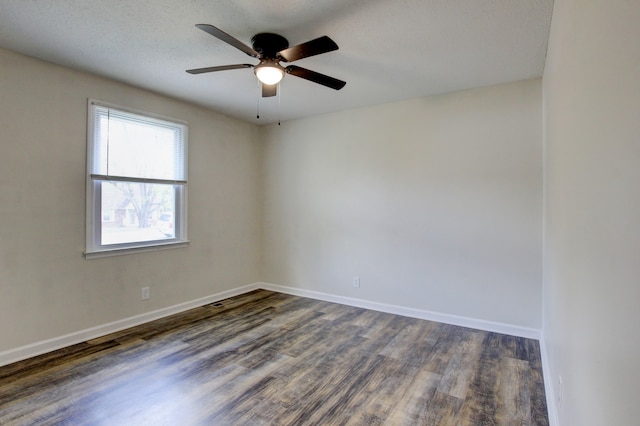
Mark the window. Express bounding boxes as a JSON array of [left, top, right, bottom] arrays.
[[85, 100, 188, 258]]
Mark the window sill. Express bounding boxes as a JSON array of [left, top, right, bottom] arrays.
[[84, 240, 190, 259]]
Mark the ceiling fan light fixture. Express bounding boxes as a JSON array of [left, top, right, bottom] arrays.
[[255, 61, 284, 85], [187, 24, 346, 99]]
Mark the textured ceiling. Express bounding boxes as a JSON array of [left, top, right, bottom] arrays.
[[0, 0, 553, 125]]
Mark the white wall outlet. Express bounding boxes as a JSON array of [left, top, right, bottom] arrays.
[[557, 375, 563, 408], [352, 276, 360, 288], [141, 286, 150, 300]]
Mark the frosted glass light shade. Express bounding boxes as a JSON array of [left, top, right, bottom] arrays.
[[255, 65, 284, 85]]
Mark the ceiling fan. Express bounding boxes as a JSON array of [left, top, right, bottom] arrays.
[[186, 24, 346, 98]]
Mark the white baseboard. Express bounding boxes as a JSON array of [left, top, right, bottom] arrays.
[[257, 282, 541, 340], [0, 283, 260, 367], [539, 334, 560, 426]]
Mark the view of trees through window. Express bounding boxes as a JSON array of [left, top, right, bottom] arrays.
[[101, 181, 175, 245]]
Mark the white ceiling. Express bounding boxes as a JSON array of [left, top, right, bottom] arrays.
[[0, 0, 553, 125]]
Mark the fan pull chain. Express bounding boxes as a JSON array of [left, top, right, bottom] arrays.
[[256, 81, 261, 120], [278, 82, 281, 125]]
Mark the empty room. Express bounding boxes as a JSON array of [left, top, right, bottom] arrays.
[[0, 1, 638, 425]]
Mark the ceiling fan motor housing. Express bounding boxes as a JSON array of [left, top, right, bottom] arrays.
[[251, 33, 289, 58]]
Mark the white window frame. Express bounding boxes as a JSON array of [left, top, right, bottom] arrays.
[[85, 99, 189, 259]]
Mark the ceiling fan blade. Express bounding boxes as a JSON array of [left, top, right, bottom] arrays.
[[278, 36, 338, 62], [195, 24, 260, 58], [286, 65, 346, 90], [262, 83, 277, 97], [186, 64, 253, 74]]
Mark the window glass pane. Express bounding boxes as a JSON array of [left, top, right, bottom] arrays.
[[100, 181, 176, 245]]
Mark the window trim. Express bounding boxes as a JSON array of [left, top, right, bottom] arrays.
[[84, 99, 189, 258]]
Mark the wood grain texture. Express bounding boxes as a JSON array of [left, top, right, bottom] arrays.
[[0, 290, 549, 425]]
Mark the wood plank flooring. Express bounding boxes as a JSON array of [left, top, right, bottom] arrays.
[[0, 290, 549, 425]]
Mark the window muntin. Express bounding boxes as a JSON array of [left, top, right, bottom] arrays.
[[86, 100, 188, 257]]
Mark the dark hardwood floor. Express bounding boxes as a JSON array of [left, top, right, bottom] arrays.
[[0, 290, 549, 425]]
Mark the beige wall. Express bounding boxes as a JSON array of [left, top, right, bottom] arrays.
[[542, 0, 640, 424], [0, 48, 262, 352], [0, 48, 543, 357], [262, 79, 543, 328]]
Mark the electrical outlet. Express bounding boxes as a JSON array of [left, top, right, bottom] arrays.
[[557, 376, 563, 407], [352, 276, 360, 288], [141, 287, 150, 300]]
